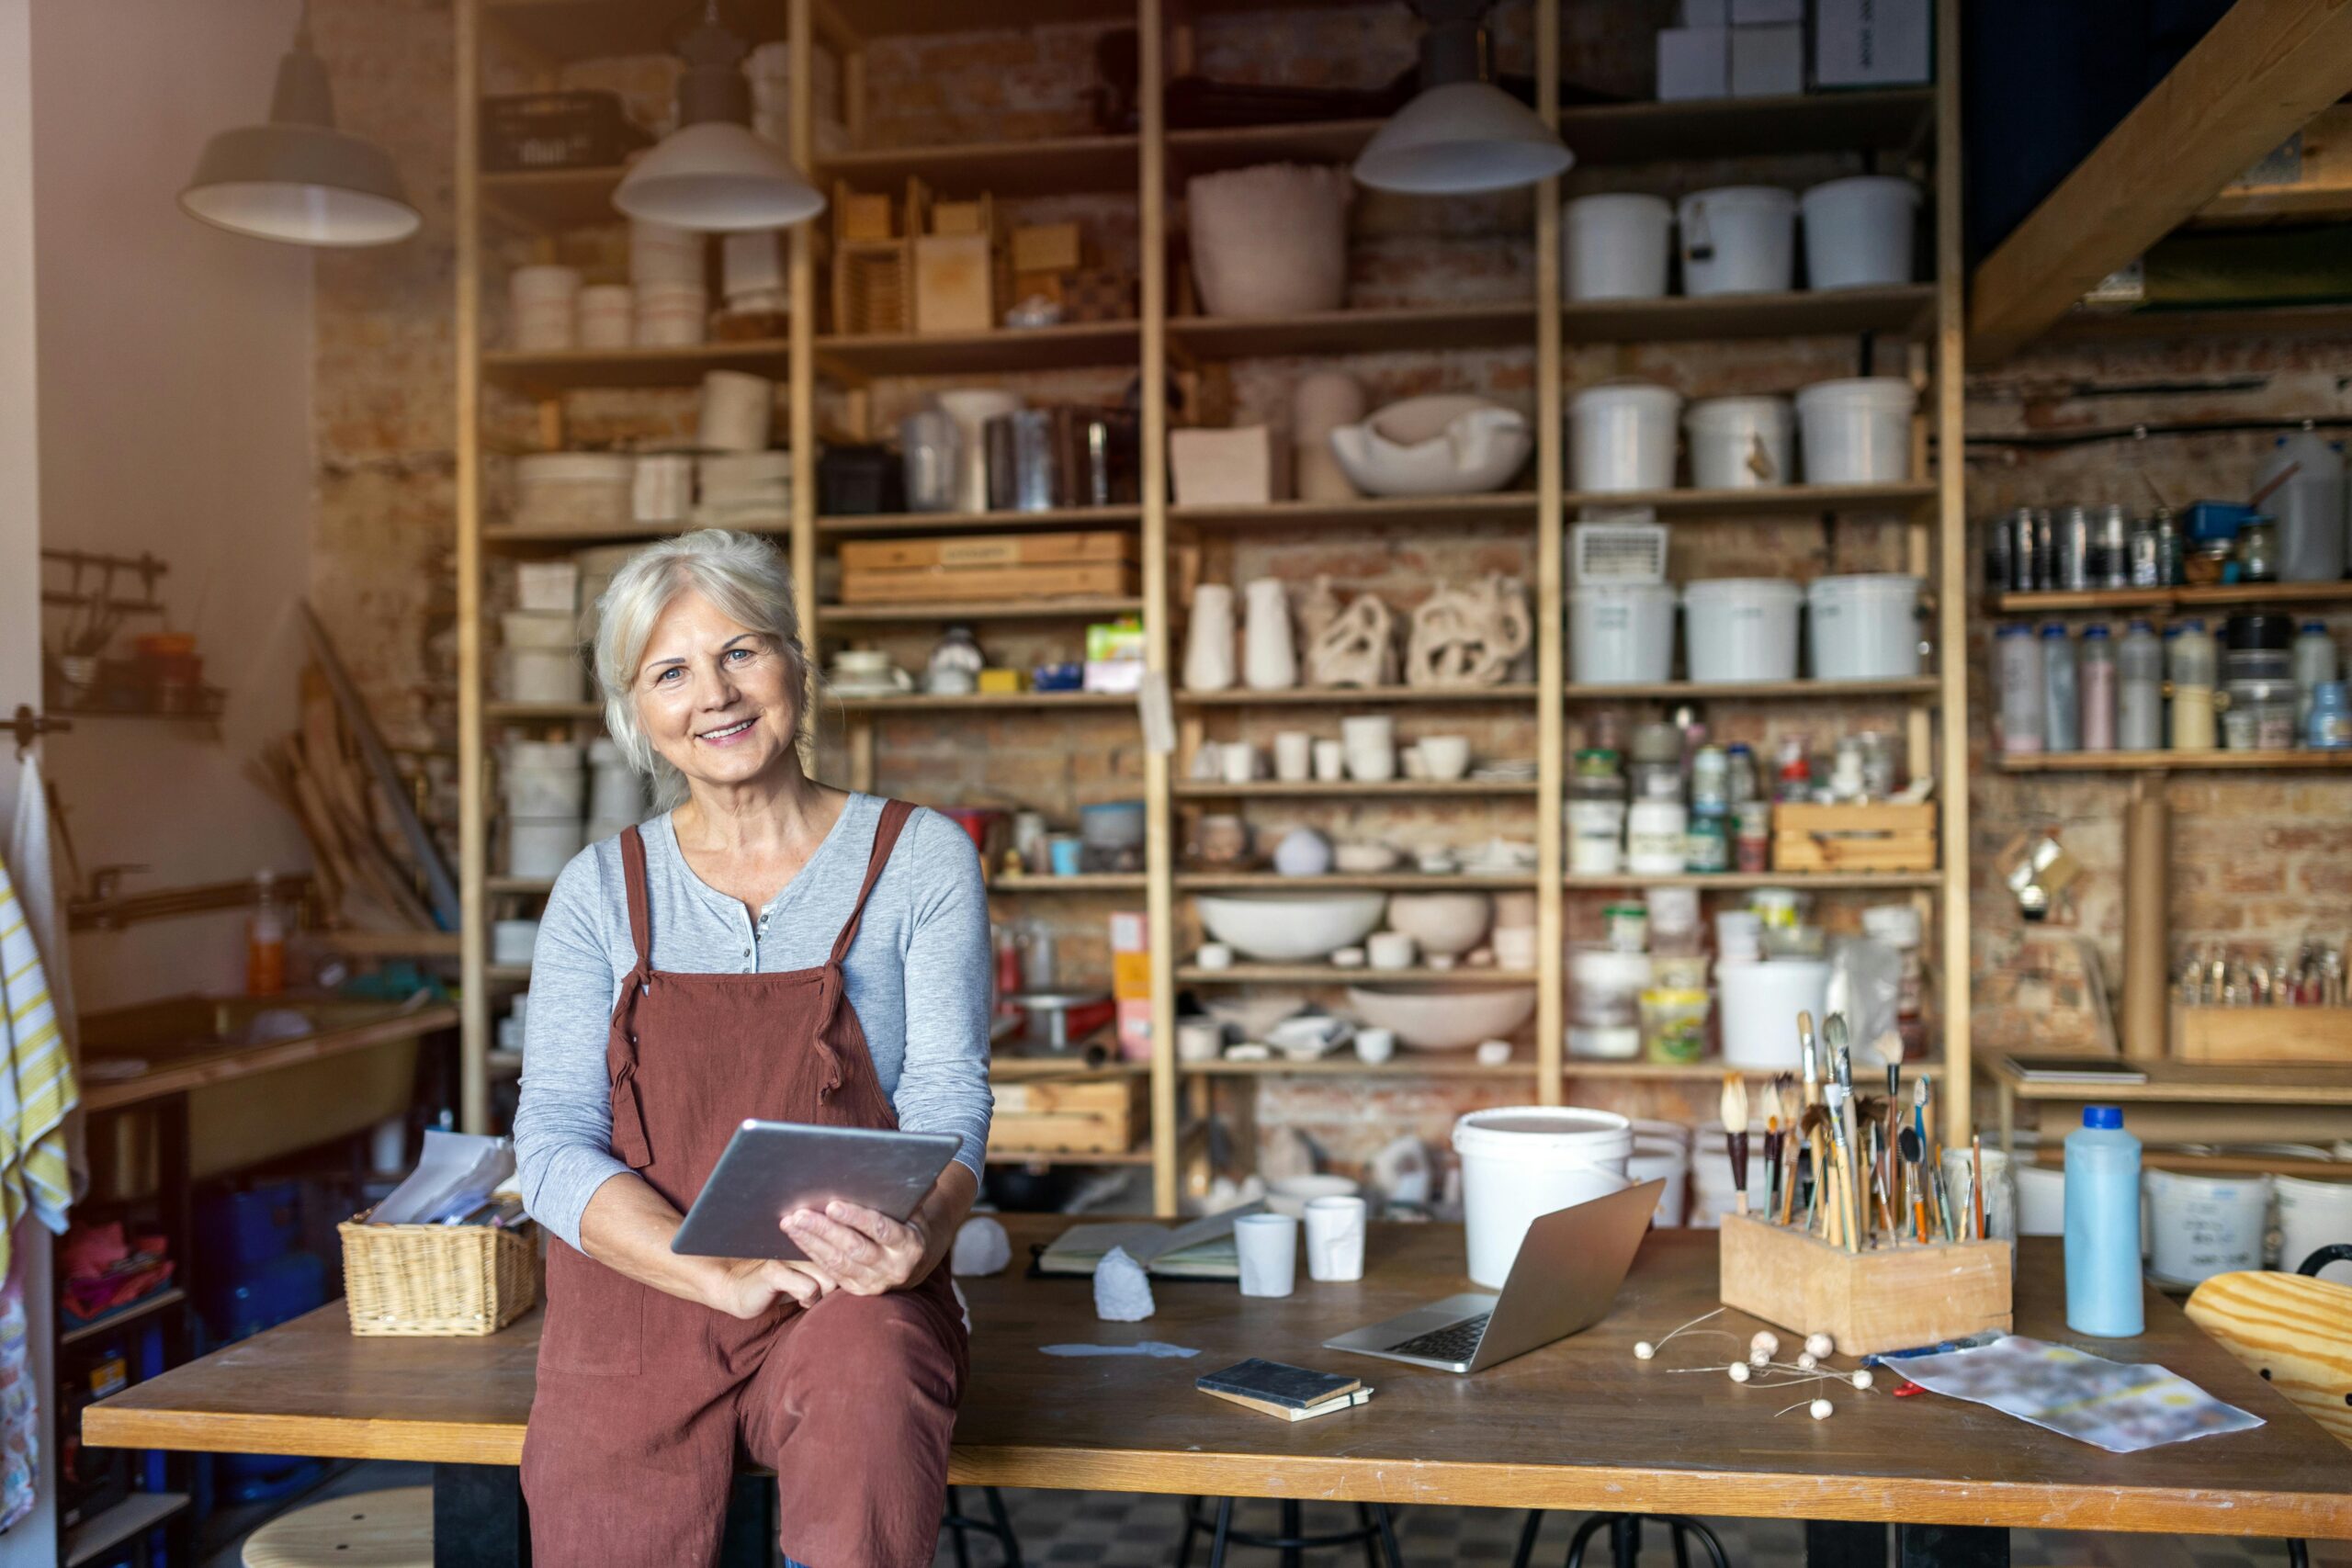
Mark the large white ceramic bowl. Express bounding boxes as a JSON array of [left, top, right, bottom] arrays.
[[1328, 394, 1534, 497], [1346, 985, 1537, 1051], [1193, 891, 1386, 963], [1383, 892, 1494, 956]]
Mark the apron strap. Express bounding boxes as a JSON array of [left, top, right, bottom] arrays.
[[811, 798, 917, 1103], [618, 824, 656, 976], [609, 825, 657, 1168]]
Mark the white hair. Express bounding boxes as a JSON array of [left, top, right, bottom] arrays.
[[592, 530, 808, 811]]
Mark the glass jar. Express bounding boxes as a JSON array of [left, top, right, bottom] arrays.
[[2309, 681, 2352, 750], [2236, 519, 2279, 582], [1638, 987, 1711, 1065], [1684, 809, 1729, 874], [2184, 538, 2233, 586]]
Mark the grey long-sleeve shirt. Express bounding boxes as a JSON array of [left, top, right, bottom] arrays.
[[513, 794, 994, 1250]]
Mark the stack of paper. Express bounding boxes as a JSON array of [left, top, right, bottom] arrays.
[[370, 1131, 517, 1226], [1038, 1202, 1263, 1280]]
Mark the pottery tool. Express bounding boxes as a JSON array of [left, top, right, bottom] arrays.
[[1720, 1074, 1751, 1215], [1883, 1061, 1903, 1224], [1899, 1124, 1927, 1242], [1797, 1012, 1826, 1232], [1971, 1134, 1985, 1241], [1824, 1080, 1861, 1253]]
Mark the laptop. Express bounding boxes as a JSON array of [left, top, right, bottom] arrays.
[[1323, 1179, 1665, 1375]]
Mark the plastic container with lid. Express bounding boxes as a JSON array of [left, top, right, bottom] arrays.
[[2260, 425, 2346, 582], [2064, 1106, 2143, 1337], [2170, 617, 2218, 686], [1564, 193, 1673, 301], [2222, 677, 2297, 750], [1676, 186, 1796, 296], [1683, 579, 1801, 682], [1996, 624, 2043, 754], [1793, 377, 1916, 484], [1683, 396, 1792, 489], [1625, 800, 1689, 874], [1569, 384, 1682, 492], [1453, 1107, 1634, 1287], [1806, 573, 1923, 679], [2118, 620, 2164, 750], [2078, 624, 2117, 751], [514, 452, 636, 531], [1638, 987, 1711, 1065], [2293, 620, 2339, 729], [1799, 175, 1920, 289], [2311, 681, 2352, 750], [2040, 623, 2078, 753], [1570, 583, 1677, 683], [1569, 944, 1652, 1027]]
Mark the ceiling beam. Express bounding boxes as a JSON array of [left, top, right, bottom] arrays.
[[1968, 0, 2352, 364]]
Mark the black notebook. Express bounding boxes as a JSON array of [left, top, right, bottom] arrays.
[[1195, 1359, 1371, 1422]]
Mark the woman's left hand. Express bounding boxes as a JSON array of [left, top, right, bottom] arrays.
[[780, 1201, 930, 1295]]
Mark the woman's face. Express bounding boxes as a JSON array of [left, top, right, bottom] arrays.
[[633, 589, 801, 795]]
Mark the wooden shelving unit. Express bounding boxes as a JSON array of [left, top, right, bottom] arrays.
[[1995, 581, 2352, 614], [1995, 750, 2352, 773], [452, 1, 1972, 1200]]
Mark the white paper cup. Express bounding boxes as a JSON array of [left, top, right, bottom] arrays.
[[1219, 741, 1259, 784], [1312, 739, 1347, 781], [1354, 1026, 1396, 1064], [1305, 1196, 1368, 1282], [1273, 730, 1313, 782], [1196, 942, 1234, 971], [1367, 931, 1417, 970], [1417, 735, 1471, 781], [1235, 1213, 1299, 1297], [1177, 1019, 1225, 1063]]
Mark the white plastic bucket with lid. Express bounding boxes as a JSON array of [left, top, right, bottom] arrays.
[[2146, 1168, 2271, 1286], [1569, 384, 1682, 492], [1795, 377, 1916, 484], [1683, 579, 1801, 682], [1629, 1136, 1690, 1226], [1801, 176, 1921, 290], [503, 648, 587, 704], [1690, 1124, 1769, 1228], [1715, 959, 1830, 1068], [504, 761, 584, 818], [1684, 396, 1792, 489], [2275, 1175, 2352, 1281], [1809, 573, 1923, 678], [492, 919, 540, 966], [1565, 194, 1672, 302], [1453, 1107, 1634, 1287], [509, 818, 585, 879], [1569, 583, 1676, 683], [2015, 1164, 2065, 1236], [1676, 186, 1796, 296]]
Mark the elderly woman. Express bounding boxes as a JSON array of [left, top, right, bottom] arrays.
[[514, 530, 991, 1568]]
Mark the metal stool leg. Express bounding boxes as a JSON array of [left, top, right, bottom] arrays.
[[1177, 1497, 1203, 1568], [1512, 1509, 1545, 1568], [1564, 1513, 1612, 1568], [1209, 1498, 1237, 1568], [1355, 1505, 1381, 1568], [945, 1486, 974, 1568], [1662, 1516, 1729, 1568], [1373, 1505, 1404, 1568], [1282, 1499, 1305, 1568]]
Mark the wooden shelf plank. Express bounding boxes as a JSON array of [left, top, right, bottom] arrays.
[[1177, 964, 1537, 985], [984, 1145, 1154, 1166], [482, 340, 790, 392], [1992, 1055, 2352, 1105], [485, 701, 601, 720], [61, 1287, 188, 1348], [1562, 480, 1933, 516], [818, 131, 1138, 197], [1996, 581, 2352, 613], [1560, 284, 1933, 344], [1182, 1054, 1536, 1077], [818, 595, 1141, 624], [1169, 301, 1535, 360], [1177, 872, 1537, 890], [818, 505, 1141, 537], [989, 874, 1147, 893], [486, 523, 717, 547], [1564, 871, 1941, 890], [2045, 302, 2352, 344], [64, 1492, 191, 1568], [1554, 88, 1934, 164], [1173, 779, 1539, 798], [1563, 1058, 1945, 1081], [831, 692, 1136, 713], [1996, 749, 2352, 773], [989, 1055, 1150, 1080], [1171, 493, 1537, 531], [1180, 682, 1538, 706], [816, 321, 1137, 380], [1565, 678, 1939, 702], [480, 165, 625, 231], [483, 0, 1136, 58], [486, 876, 555, 895]]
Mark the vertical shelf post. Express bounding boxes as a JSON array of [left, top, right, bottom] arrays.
[[1934, 0, 1973, 1134], [455, 0, 489, 1134], [1140, 0, 1179, 1213], [1533, 0, 1566, 1107], [789, 0, 822, 755]]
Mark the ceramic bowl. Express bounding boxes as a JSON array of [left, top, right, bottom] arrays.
[[1267, 1173, 1362, 1218], [1327, 395, 1534, 497], [1201, 991, 1312, 1040], [1332, 840, 1401, 873], [1384, 892, 1494, 956], [1345, 984, 1537, 1051], [1193, 891, 1386, 963]]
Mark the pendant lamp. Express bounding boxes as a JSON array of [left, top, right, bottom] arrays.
[[613, 1, 825, 232], [180, 5, 420, 247], [1353, 0, 1572, 196]]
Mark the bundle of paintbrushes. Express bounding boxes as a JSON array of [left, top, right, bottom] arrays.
[[1715, 1010, 2015, 1356]]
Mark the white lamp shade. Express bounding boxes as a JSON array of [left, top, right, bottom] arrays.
[[1352, 81, 1573, 195], [613, 121, 825, 231], [180, 123, 421, 246]]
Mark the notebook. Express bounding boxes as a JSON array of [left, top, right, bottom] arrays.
[[1036, 1201, 1264, 1279], [1196, 1359, 1372, 1422]]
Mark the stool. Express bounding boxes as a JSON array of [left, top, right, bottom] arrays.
[[1512, 1509, 1730, 1568], [1175, 1496, 1404, 1568], [942, 1484, 1024, 1567], [242, 1486, 431, 1568]]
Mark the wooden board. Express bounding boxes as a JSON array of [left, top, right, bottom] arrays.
[[837, 532, 1136, 571], [2184, 1270, 2352, 1450], [1717, 1213, 2012, 1357], [2175, 1007, 2352, 1065], [836, 560, 1140, 604], [79, 1222, 2352, 1539], [988, 1076, 1147, 1155]]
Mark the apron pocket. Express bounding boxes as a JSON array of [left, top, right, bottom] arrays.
[[539, 1239, 644, 1376]]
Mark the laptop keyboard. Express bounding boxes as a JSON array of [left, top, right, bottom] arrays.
[[1384, 1313, 1491, 1362]]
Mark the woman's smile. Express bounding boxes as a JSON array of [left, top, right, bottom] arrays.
[[697, 716, 758, 746]]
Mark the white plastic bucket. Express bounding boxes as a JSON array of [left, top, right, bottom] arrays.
[[1795, 377, 1916, 484], [2147, 1168, 2271, 1287], [1565, 193, 1672, 302], [2275, 1175, 2352, 1282], [510, 265, 580, 351], [502, 611, 577, 650], [1683, 579, 1801, 682], [1677, 186, 1796, 296], [503, 648, 586, 704], [1715, 959, 1830, 1068], [2016, 1165, 2066, 1236], [1801, 176, 1921, 290], [1569, 583, 1676, 683], [508, 818, 585, 878], [1570, 384, 1682, 492], [1808, 573, 1923, 678], [1453, 1107, 1633, 1287], [492, 919, 540, 966], [1629, 1136, 1690, 1226], [1685, 396, 1792, 489], [504, 762, 584, 818]]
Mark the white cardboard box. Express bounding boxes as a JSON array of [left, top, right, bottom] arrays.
[[1657, 27, 1730, 101], [1729, 0, 1803, 21], [1169, 425, 1280, 506], [1815, 0, 1931, 86], [1730, 23, 1804, 97]]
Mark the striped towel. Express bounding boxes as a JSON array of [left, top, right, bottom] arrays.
[[0, 852, 75, 1275]]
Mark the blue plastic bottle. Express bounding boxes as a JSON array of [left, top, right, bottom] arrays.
[[2064, 1106, 2143, 1337]]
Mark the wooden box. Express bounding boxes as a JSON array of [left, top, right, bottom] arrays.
[[840, 532, 1137, 573], [837, 187, 896, 242], [1772, 802, 1937, 874], [988, 1076, 1146, 1156], [1718, 1212, 2012, 1357], [1012, 221, 1086, 275], [2175, 1005, 2352, 1064], [838, 559, 1142, 604], [913, 231, 995, 333], [832, 245, 908, 335]]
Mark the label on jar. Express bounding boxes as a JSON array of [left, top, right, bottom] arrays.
[[1566, 799, 1625, 874], [1684, 812, 1729, 874]]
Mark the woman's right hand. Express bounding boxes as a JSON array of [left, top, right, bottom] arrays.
[[702, 1257, 837, 1320]]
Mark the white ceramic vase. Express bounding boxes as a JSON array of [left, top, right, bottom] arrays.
[[1183, 583, 1238, 693], [1186, 164, 1351, 319], [933, 388, 1022, 512], [1293, 371, 1366, 502], [1242, 577, 1297, 691]]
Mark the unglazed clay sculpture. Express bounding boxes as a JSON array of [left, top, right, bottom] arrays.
[[1185, 164, 1351, 319], [1182, 582, 1237, 692], [1406, 574, 1532, 688], [1242, 577, 1297, 690], [1296, 574, 1343, 649], [1305, 592, 1396, 688]]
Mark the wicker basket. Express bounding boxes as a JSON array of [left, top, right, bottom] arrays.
[[339, 1210, 542, 1337]]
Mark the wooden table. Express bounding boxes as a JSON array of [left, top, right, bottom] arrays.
[[83, 1220, 2352, 1567]]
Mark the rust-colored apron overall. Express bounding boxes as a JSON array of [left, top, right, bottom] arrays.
[[522, 800, 968, 1568]]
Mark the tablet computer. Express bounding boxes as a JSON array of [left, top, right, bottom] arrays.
[[669, 1120, 960, 1261]]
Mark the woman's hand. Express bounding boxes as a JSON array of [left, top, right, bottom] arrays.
[[701, 1256, 839, 1320], [780, 1201, 930, 1296]]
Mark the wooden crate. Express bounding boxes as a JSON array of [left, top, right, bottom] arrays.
[[2174, 1005, 2352, 1064], [1717, 1212, 2012, 1357], [988, 1076, 1147, 1156], [1772, 802, 1938, 874], [838, 559, 1141, 604], [840, 532, 1137, 572]]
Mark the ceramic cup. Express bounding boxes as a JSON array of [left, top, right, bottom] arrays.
[[1305, 1196, 1368, 1282], [1492, 926, 1539, 971], [1219, 741, 1259, 784], [1272, 730, 1313, 783], [1235, 1213, 1300, 1298], [1331, 945, 1368, 969], [1047, 836, 1084, 875], [1312, 739, 1348, 782], [1196, 942, 1235, 971], [1176, 1019, 1226, 1063], [1354, 1025, 1396, 1064], [1417, 735, 1472, 782], [1366, 931, 1418, 971]]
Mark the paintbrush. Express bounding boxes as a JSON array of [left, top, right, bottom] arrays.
[[1825, 1079, 1860, 1252], [1798, 1105, 1827, 1232], [1721, 1074, 1751, 1216], [1972, 1134, 1985, 1241], [1899, 1123, 1927, 1242], [1825, 1016, 1862, 1246], [1884, 1059, 1903, 1225], [1797, 1011, 1826, 1232], [1762, 1077, 1788, 1224]]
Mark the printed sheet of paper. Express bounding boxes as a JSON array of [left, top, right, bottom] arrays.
[[1894, 1335, 2263, 1454]]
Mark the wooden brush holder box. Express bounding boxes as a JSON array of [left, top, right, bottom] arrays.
[[1717, 1212, 2013, 1357]]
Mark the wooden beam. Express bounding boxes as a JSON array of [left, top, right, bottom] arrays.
[[1968, 0, 2352, 363], [455, 0, 489, 1134]]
